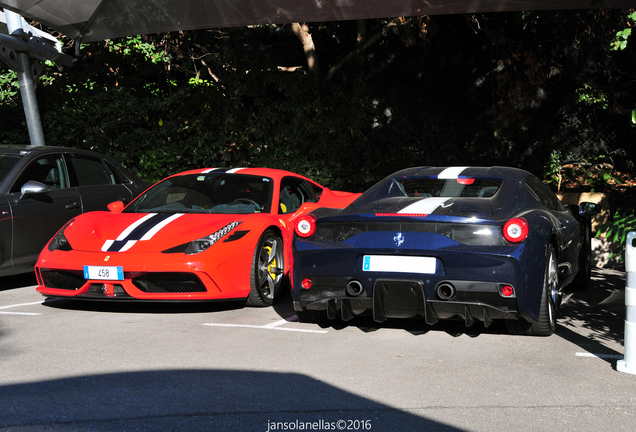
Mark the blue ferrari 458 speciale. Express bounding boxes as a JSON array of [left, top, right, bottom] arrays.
[[291, 166, 599, 336]]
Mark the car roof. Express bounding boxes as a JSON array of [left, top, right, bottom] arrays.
[[389, 166, 533, 182], [0, 144, 110, 158], [170, 167, 318, 183]]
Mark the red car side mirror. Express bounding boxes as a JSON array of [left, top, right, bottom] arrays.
[[107, 201, 125, 213]]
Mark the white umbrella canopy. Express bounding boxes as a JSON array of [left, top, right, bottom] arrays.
[[1, 0, 635, 43]]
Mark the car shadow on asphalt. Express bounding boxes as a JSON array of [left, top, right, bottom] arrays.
[[0, 369, 465, 431], [41, 297, 249, 315], [0, 272, 37, 291], [558, 267, 626, 365]]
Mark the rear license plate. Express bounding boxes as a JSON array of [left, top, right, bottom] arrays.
[[83, 265, 124, 280], [362, 255, 436, 274]]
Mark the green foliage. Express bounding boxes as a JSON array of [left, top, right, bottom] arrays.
[[544, 150, 562, 186], [0, 66, 19, 105], [106, 35, 171, 64], [576, 83, 608, 109], [2, 11, 636, 191], [610, 12, 636, 51], [596, 210, 636, 262]]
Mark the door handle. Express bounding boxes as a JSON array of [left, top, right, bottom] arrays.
[[66, 202, 80, 210]]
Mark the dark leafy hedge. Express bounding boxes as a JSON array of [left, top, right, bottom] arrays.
[[2, 11, 636, 192]]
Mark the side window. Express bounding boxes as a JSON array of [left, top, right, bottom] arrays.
[[10, 154, 68, 193], [525, 176, 564, 211], [105, 161, 133, 184], [278, 178, 319, 214], [307, 182, 323, 201], [68, 154, 115, 187]]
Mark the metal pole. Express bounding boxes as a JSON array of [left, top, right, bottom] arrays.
[[618, 231, 636, 375], [4, 9, 46, 146]]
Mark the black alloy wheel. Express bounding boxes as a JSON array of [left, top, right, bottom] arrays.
[[246, 230, 284, 307]]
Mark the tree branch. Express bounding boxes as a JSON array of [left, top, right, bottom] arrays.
[[326, 20, 398, 81]]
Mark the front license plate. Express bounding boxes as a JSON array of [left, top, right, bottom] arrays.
[[362, 255, 436, 274], [83, 265, 124, 280]]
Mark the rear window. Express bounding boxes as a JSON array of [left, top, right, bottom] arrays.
[[398, 178, 502, 198], [351, 176, 503, 209]]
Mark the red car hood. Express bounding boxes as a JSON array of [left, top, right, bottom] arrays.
[[63, 211, 248, 253]]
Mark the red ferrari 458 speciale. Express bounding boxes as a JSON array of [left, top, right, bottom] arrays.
[[35, 167, 360, 305]]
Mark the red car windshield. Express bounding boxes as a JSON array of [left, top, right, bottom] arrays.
[[126, 173, 273, 214]]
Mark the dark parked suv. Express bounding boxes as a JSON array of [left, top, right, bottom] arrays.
[[0, 145, 151, 277]]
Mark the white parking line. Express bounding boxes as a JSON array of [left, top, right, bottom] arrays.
[[262, 318, 292, 328], [202, 316, 328, 334], [0, 300, 45, 310], [0, 311, 41, 316], [575, 352, 624, 360], [0, 298, 61, 315]]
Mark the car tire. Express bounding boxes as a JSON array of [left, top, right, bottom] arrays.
[[572, 222, 592, 291], [506, 245, 558, 336], [529, 245, 558, 336], [296, 308, 328, 323], [246, 230, 284, 307]]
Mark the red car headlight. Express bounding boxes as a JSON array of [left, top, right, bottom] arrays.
[[185, 221, 242, 255], [47, 219, 75, 252]]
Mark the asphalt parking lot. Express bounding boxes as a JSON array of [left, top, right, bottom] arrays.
[[1, 268, 635, 431]]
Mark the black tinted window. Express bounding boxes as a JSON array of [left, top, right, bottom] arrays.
[[69, 154, 115, 186], [0, 155, 21, 185], [11, 154, 68, 192], [399, 178, 502, 198], [352, 176, 502, 208], [525, 176, 563, 211]]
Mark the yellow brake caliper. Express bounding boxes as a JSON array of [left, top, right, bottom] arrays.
[[264, 245, 277, 280]]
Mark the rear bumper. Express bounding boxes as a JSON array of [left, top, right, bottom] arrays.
[[295, 277, 519, 326]]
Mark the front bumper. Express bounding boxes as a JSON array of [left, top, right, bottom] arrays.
[[35, 249, 250, 301]]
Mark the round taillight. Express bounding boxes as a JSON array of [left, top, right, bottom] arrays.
[[301, 278, 313, 289], [499, 284, 515, 297], [503, 217, 529, 243], [295, 215, 316, 238]]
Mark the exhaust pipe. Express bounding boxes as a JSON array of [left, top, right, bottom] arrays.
[[436, 282, 456, 300], [346, 279, 365, 297]]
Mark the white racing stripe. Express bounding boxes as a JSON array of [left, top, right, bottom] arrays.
[[116, 213, 156, 241], [438, 166, 468, 179], [102, 213, 184, 252], [201, 168, 245, 174], [398, 197, 450, 215], [118, 240, 137, 252], [140, 213, 184, 241], [101, 240, 114, 251]]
